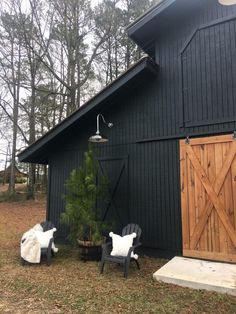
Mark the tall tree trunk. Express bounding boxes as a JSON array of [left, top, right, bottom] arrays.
[[9, 41, 21, 196], [3, 144, 9, 186], [43, 164, 48, 192], [27, 80, 36, 199]]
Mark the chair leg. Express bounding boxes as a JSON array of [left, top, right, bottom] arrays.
[[46, 249, 52, 266], [100, 261, 105, 274], [124, 259, 130, 278], [134, 259, 140, 270]]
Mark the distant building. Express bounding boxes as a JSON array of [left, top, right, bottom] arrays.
[[0, 165, 28, 184]]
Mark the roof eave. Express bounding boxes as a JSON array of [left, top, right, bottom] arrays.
[[127, 0, 176, 51], [127, 0, 175, 36], [18, 57, 159, 164]]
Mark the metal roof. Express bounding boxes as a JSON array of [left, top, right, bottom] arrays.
[[18, 56, 159, 164], [127, 0, 202, 57], [127, 0, 176, 56]]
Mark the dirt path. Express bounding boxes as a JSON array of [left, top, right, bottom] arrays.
[[0, 184, 27, 193], [0, 184, 8, 192]]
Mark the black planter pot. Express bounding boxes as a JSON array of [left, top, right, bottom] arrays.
[[78, 239, 104, 261]]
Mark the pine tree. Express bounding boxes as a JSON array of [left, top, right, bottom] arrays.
[[61, 146, 109, 244]]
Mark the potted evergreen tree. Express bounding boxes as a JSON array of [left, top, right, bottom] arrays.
[[61, 146, 110, 261]]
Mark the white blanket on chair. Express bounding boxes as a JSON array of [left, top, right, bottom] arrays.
[[21, 227, 41, 263], [20, 224, 58, 264]]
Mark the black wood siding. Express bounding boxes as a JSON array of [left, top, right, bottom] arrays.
[[48, 0, 236, 256], [182, 17, 236, 127]]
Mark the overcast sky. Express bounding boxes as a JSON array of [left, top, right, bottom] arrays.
[[0, 0, 105, 171], [0, 0, 134, 171]]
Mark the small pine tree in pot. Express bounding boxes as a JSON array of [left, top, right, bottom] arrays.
[[61, 146, 110, 260]]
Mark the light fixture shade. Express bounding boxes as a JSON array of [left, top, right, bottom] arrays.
[[89, 114, 113, 143], [218, 0, 236, 5], [88, 134, 108, 143]]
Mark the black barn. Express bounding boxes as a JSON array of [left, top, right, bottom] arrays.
[[19, 0, 236, 260]]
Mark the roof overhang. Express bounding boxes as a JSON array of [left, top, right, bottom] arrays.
[[127, 0, 203, 57], [18, 57, 159, 164]]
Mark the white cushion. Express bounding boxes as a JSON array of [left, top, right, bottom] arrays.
[[109, 232, 138, 259], [35, 228, 57, 248], [32, 223, 43, 232]]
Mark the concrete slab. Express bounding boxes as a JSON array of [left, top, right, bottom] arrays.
[[153, 256, 236, 296]]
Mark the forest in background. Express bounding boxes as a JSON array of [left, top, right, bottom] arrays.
[[0, 0, 159, 198]]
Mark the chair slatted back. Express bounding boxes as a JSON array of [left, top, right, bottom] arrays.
[[40, 221, 55, 232], [122, 223, 141, 246]]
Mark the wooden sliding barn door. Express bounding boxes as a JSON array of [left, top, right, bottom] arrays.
[[180, 134, 236, 263]]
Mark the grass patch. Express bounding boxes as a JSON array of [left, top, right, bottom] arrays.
[[0, 200, 236, 313], [0, 184, 46, 202], [0, 184, 29, 202], [0, 191, 27, 202]]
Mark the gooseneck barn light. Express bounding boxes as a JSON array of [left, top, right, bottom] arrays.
[[89, 114, 113, 143], [218, 0, 236, 5]]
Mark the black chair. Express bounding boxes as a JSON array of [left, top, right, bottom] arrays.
[[40, 221, 55, 266], [100, 223, 142, 278], [21, 221, 55, 266]]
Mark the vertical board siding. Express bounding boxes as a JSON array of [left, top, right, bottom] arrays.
[[182, 18, 236, 127], [50, 140, 181, 252], [49, 150, 84, 239], [48, 0, 236, 255]]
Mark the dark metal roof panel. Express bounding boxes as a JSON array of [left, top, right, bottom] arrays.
[[127, 0, 176, 55], [127, 0, 174, 35], [127, 0, 204, 55], [18, 57, 159, 164]]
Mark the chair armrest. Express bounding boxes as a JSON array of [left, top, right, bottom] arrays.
[[134, 242, 142, 249], [101, 241, 112, 256], [127, 245, 135, 255], [127, 242, 142, 258]]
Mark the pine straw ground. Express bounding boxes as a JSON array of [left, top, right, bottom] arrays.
[[0, 200, 235, 314]]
